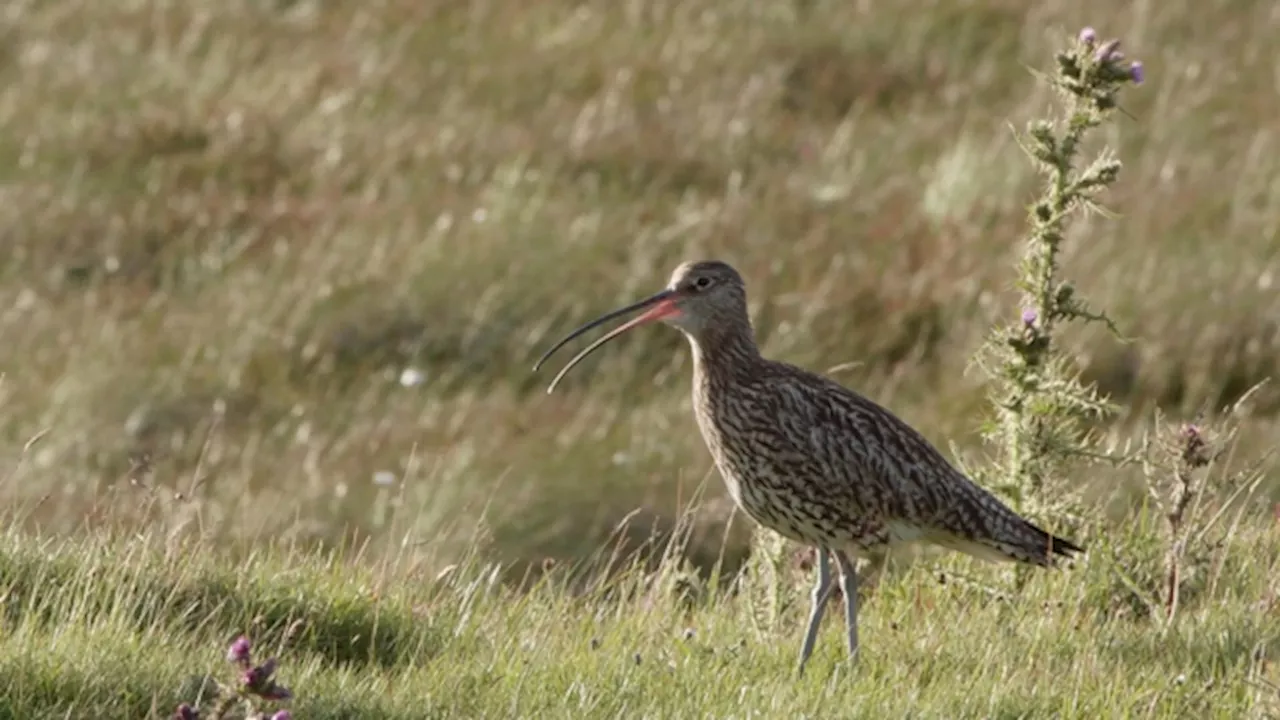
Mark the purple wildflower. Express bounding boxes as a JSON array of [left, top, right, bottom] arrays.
[[1180, 423, 1209, 468], [1094, 39, 1123, 63], [227, 636, 252, 666], [271, 712, 294, 720], [174, 704, 200, 720], [1021, 308, 1037, 328], [1078, 27, 1097, 45], [242, 656, 292, 700], [1129, 61, 1144, 84], [242, 657, 279, 691]]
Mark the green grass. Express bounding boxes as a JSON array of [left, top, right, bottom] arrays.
[[1, 524, 1277, 719], [2, 0, 1280, 716], [3, 0, 1279, 566]]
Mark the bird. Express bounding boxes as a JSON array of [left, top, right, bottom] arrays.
[[533, 260, 1084, 673]]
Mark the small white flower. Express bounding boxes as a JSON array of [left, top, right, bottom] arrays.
[[399, 368, 426, 387]]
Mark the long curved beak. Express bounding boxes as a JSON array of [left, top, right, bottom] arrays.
[[533, 289, 681, 394]]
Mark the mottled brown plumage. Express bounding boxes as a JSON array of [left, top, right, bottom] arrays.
[[535, 260, 1083, 672]]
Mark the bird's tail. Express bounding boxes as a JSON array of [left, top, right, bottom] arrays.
[[928, 519, 1084, 568]]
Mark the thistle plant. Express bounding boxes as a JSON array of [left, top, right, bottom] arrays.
[[971, 28, 1145, 529], [173, 635, 294, 720], [1133, 389, 1274, 624], [1148, 420, 1216, 622]]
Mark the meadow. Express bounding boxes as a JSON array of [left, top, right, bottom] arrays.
[[0, 0, 1279, 717]]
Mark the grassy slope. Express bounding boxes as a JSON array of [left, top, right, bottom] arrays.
[[1, 0, 1280, 716]]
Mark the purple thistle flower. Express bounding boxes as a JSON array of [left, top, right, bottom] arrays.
[[1180, 423, 1210, 468], [1021, 308, 1037, 328], [1129, 61, 1144, 84], [242, 656, 279, 691], [174, 704, 200, 720], [271, 712, 294, 720], [1094, 39, 1123, 63], [227, 636, 252, 666], [1078, 27, 1097, 45]]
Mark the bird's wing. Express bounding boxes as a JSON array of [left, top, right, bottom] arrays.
[[761, 367, 1081, 566]]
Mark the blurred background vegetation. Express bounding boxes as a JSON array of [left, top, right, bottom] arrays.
[[1, 0, 1277, 582]]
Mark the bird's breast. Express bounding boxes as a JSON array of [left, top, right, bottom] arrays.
[[692, 399, 810, 536], [689, 380, 892, 549], [691, 395, 750, 500]]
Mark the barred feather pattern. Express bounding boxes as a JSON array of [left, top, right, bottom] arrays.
[[680, 262, 1082, 567]]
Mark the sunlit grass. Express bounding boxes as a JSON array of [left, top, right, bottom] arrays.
[[1, 521, 1277, 718], [2, 0, 1278, 569]]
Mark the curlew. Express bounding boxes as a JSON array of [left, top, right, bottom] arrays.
[[534, 260, 1083, 672]]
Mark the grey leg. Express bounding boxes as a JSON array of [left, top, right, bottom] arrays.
[[834, 550, 860, 661], [797, 547, 836, 675]]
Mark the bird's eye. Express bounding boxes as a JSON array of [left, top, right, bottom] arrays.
[[693, 276, 712, 290]]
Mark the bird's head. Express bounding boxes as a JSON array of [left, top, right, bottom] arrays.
[[534, 260, 750, 392]]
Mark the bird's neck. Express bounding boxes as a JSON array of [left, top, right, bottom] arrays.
[[688, 326, 762, 386]]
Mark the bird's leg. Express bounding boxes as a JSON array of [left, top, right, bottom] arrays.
[[834, 550, 860, 661], [797, 547, 836, 675]]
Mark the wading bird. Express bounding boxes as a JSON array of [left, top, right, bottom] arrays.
[[534, 260, 1083, 672]]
